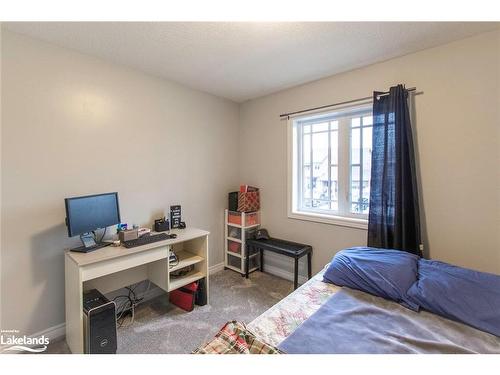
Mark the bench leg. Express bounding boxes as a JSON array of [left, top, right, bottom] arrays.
[[294, 258, 299, 290], [260, 249, 264, 272], [307, 252, 312, 280]]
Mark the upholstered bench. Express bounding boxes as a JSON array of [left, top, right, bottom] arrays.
[[245, 238, 312, 289]]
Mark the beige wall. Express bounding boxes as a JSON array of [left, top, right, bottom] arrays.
[[239, 30, 500, 276], [1, 30, 239, 335], [0, 24, 3, 333]]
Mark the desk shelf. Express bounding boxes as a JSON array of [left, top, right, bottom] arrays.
[[169, 251, 204, 272], [169, 270, 205, 292]]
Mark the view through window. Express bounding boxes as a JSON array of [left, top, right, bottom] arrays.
[[291, 104, 373, 222]]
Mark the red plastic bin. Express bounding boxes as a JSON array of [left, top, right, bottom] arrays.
[[169, 282, 198, 312]]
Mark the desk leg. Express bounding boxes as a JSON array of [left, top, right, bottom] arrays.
[[205, 235, 210, 304], [307, 252, 312, 280], [65, 256, 84, 354], [294, 258, 299, 290]]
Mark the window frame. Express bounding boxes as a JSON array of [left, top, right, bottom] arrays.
[[287, 103, 372, 230]]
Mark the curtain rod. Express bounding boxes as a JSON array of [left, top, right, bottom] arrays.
[[279, 87, 417, 119]]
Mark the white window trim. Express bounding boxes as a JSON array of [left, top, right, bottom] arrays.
[[286, 106, 370, 231]]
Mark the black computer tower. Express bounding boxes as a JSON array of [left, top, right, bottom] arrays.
[[83, 289, 117, 354]]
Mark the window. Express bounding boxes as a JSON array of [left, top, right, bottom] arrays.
[[288, 103, 373, 229]]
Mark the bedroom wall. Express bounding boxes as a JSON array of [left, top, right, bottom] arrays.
[[0, 24, 3, 334], [239, 29, 500, 277], [0, 30, 240, 335]]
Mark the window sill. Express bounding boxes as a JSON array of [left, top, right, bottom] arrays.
[[288, 210, 368, 230]]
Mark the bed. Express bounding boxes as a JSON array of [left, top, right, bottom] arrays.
[[195, 248, 500, 354], [253, 266, 500, 353]]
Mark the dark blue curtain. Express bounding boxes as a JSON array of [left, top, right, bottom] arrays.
[[367, 84, 421, 255]]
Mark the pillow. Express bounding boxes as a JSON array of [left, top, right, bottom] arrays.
[[323, 247, 420, 310], [407, 259, 500, 336]]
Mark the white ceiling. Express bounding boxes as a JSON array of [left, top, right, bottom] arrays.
[[3, 22, 499, 102]]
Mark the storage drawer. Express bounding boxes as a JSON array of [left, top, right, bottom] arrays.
[[227, 211, 260, 227], [228, 227, 256, 241], [244, 212, 259, 226], [245, 228, 257, 240], [227, 226, 241, 239], [244, 255, 260, 271], [227, 240, 241, 254], [246, 245, 259, 257], [227, 211, 242, 225], [227, 253, 241, 270]]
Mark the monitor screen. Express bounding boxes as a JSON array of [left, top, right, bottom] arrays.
[[65, 192, 121, 237]]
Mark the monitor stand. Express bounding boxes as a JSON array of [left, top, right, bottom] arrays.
[[70, 233, 112, 253]]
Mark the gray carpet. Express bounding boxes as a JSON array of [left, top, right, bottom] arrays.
[[46, 270, 293, 354]]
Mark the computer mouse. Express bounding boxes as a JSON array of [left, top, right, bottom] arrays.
[[169, 233, 177, 239]]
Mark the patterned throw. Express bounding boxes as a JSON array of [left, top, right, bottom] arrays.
[[193, 321, 282, 354], [248, 266, 340, 346]]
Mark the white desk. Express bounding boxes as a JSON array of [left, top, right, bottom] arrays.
[[65, 227, 209, 354]]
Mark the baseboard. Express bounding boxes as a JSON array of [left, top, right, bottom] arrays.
[[215, 254, 307, 284], [32, 322, 66, 342], [264, 264, 308, 285], [209, 262, 224, 274], [260, 252, 309, 285]]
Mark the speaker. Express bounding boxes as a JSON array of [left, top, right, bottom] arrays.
[[195, 278, 207, 306], [83, 289, 117, 354]]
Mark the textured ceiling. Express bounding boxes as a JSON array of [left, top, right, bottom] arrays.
[[3, 22, 499, 102]]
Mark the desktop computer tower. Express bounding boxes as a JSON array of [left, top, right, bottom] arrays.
[[83, 289, 117, 354]]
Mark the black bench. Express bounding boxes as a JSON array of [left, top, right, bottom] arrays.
[[245, 238, 312, 290]]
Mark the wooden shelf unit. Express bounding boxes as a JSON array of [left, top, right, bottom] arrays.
[[224, 209, 261, 275]]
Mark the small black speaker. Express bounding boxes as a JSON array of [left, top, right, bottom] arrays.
[[154, 217, 170, 232], [83, 289, 117, 354], [195, 278, 207, 306]]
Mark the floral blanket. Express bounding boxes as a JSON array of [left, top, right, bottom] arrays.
[[247, 266, 340, 346], [194, 266, 339, 353], [193, 321, 282, 354]]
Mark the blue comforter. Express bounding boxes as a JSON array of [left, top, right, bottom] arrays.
[[322, 247, 500, 337], [278, 288, 500, 354]]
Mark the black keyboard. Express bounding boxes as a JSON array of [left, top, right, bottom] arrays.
[[122, 233, 171, 248]]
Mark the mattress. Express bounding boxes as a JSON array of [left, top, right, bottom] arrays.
[[248, 266, 339, 346]]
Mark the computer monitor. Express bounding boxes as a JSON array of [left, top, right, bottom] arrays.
[[65, 192, 121, 252]]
